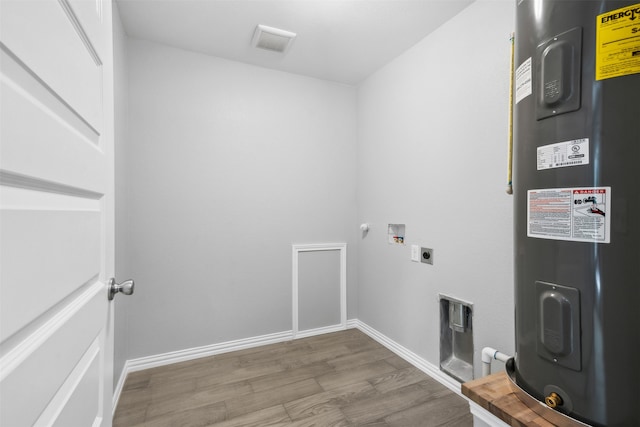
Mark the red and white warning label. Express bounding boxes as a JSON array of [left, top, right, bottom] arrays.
[[527, 187, 611, 243]]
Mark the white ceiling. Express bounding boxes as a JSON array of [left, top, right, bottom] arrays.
[[115, 0, 474, 85]]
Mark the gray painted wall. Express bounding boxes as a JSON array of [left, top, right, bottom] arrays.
[[356, 0, 516, 379], [122, 39, 358, 359]]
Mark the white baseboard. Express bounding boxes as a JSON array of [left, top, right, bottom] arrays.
[[352, 319, 463, 396], [112, 363, 128, 414], [112, 329, 294, 414], [112, 318, 464, 415], [129, 330, 294, 372], [294, 323, 347, 339], [469, 401, 511, 427]]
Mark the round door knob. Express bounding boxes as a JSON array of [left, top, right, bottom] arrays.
[[108, 278, 135, 300]]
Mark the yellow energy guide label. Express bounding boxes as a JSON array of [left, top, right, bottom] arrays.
[[596, 3, 640, 80]]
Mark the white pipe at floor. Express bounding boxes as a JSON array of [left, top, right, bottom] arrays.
[[482, 347, 511, 377]]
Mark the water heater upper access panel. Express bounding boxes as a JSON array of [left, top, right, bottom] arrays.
[[536, 27, 583, 120]]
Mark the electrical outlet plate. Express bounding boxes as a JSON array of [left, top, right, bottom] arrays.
[[421, 247, 434, 265]]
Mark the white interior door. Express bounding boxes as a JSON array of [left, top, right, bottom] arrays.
[[0, 0, 115, 426]]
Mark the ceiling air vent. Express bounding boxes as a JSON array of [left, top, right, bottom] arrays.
[[252, 25, 296, 54]]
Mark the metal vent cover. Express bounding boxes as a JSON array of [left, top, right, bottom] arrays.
[[252, 25, 296, 53]]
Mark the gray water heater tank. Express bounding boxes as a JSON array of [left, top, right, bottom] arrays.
[[513, 1, 640, 426]]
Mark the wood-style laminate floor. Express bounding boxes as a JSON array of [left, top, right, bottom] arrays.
[[114, 329, 472, 427]]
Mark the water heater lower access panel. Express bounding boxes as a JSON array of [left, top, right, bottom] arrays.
[[535, 281, 580, 371]]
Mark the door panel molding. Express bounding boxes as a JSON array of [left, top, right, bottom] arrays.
[[0, 282, 104, 426], [0, 171, 103, 200], [0, 279, 101, 380], [1, 186, 100, 211], [58, 0, 103, 66], [1, 210, 101, 340], [0, 0, 103, 130], [0, 44, 101, 145], [35, 338, 101, 427]]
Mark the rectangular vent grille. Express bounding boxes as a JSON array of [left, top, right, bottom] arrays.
[[252, 25, 296, 53]]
